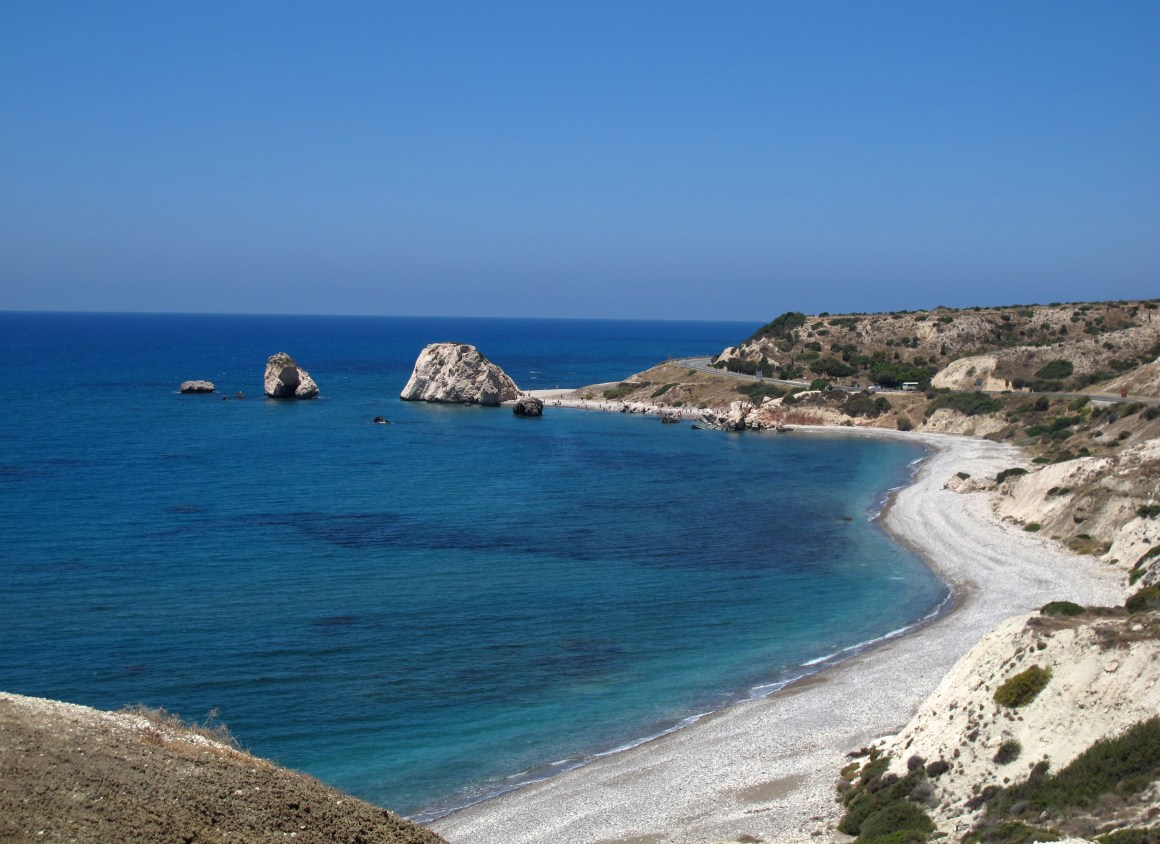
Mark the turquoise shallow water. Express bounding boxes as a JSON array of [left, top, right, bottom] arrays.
[[0, 312, 946, 818]]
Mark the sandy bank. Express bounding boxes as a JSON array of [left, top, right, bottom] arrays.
[[432, 429, 1123, 844]]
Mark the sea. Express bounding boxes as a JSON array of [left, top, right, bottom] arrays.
[[0, 312, 948, 821]]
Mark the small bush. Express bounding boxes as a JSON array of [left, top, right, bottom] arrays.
[[994, 739, 1023, 765], [603, 383, 638, 400], [1035, 359, 1075, 380], [925, 759, 950, 778], [897, 417, 914, 432], [1041, 601, 1085, 617], [926, 392, 1004, 418], [995, 467, 1029, 483], [1125, 586, 1160, 614], [994, 665, 1052, 708], [858, 800, 935, 843], [1134, 546, 1160, 569], [650, 383, 678, 398], [736, 382, 787, 402], [1138, 505, 1160, 519], [1024, 523, 1042, 532]]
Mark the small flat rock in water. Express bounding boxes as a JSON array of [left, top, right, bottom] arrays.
[[179, 380, 216, 394]]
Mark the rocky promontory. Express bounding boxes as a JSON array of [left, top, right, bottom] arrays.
[[264, 352, 319, 399], [400, 343, 519, 406]]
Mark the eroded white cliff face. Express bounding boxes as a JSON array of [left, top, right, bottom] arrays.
[[880, 610, 1160, 838], [400, 343, 520, 406]]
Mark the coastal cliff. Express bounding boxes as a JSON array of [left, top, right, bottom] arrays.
[[840, 605, 1160, 843], [400, 342, 520, 406], [543, 299, 1160, 843]]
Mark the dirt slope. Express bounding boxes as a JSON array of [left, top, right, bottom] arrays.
[[0, 693, 447, 844]]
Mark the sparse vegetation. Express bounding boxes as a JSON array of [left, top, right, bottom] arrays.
[[993, 739, 1022, 765], [927, 392, 1004, 418], [1034, 360, 1075, 381], [1125, 586, 1160, 614], [839, 751, 936, 844], [993, 665, 1052, 708], [995, 467, 1029, 484], [1040, 601, 1085, 617], [603, 383, 639, 400], [969, 717, 1160, 843]]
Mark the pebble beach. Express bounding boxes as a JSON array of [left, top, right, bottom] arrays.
[[432, 428, 1124, 844]]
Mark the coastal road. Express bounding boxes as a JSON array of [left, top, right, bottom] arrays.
[[672, 357, 1160, 405]]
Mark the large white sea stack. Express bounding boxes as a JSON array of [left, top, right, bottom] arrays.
[[400, 343, 520, 406], [263, 352, 319, 399]]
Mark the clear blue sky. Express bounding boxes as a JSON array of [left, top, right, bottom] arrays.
[[2, 1, 1157, 319]]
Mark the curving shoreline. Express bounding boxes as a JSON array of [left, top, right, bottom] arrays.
[[432, 427, 1124, 844]]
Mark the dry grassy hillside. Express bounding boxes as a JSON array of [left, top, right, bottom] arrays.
[[0, 693, 447, 844], [716, 300, 1160, 395]]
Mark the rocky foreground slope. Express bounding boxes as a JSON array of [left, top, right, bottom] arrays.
[[0, 693, 447, 844]]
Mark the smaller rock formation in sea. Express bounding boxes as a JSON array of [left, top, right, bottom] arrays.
[[513, 396, 544, 417], [179, 380, 215, 394], [264, 353, 320, 399], [400, 343, 520, 406]]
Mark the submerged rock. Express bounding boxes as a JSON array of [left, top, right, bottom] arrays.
[[513, 396, 544, 417], [400, 343, 519, 406], [264, 353, 319, 399], [179, 380, 215, 394]]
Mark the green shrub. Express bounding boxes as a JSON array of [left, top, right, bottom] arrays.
[[993, 739, 1022, 765], [994, 665, 1052, 708], [1035, 360, 1075, 380], [1125, 586, 1160, 614], [749, 311, 807, 342], [927, 392, 1004, 418], [811, 356, 858, 378], [925, 759, 950, 778], [858, 800, 935, 844], [650, 383, 678, 398], [736, 382, 786, 402], [1134, 546, 1160, 569], [1024, 523, 1042, 532], [603, 383, 638, 400], [897, 417, 913, 432], [988, 717, 1160, 815], [1040, 601, 1085, 617], [1138, 505, 1160, 519], [965, 820, 1061, 844], [809, 379, 831, 391], [995, 467, 1029, 483]]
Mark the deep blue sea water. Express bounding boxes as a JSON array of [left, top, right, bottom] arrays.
[[0, 312, 946, 819]]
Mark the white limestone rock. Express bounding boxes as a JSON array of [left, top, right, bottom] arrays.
[[400, 343, 519, 407], [179, 380, 215, 394], [264, 352, 319, 399]]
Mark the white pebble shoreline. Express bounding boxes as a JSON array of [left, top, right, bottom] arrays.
[[432, 427, 1123, 844]]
